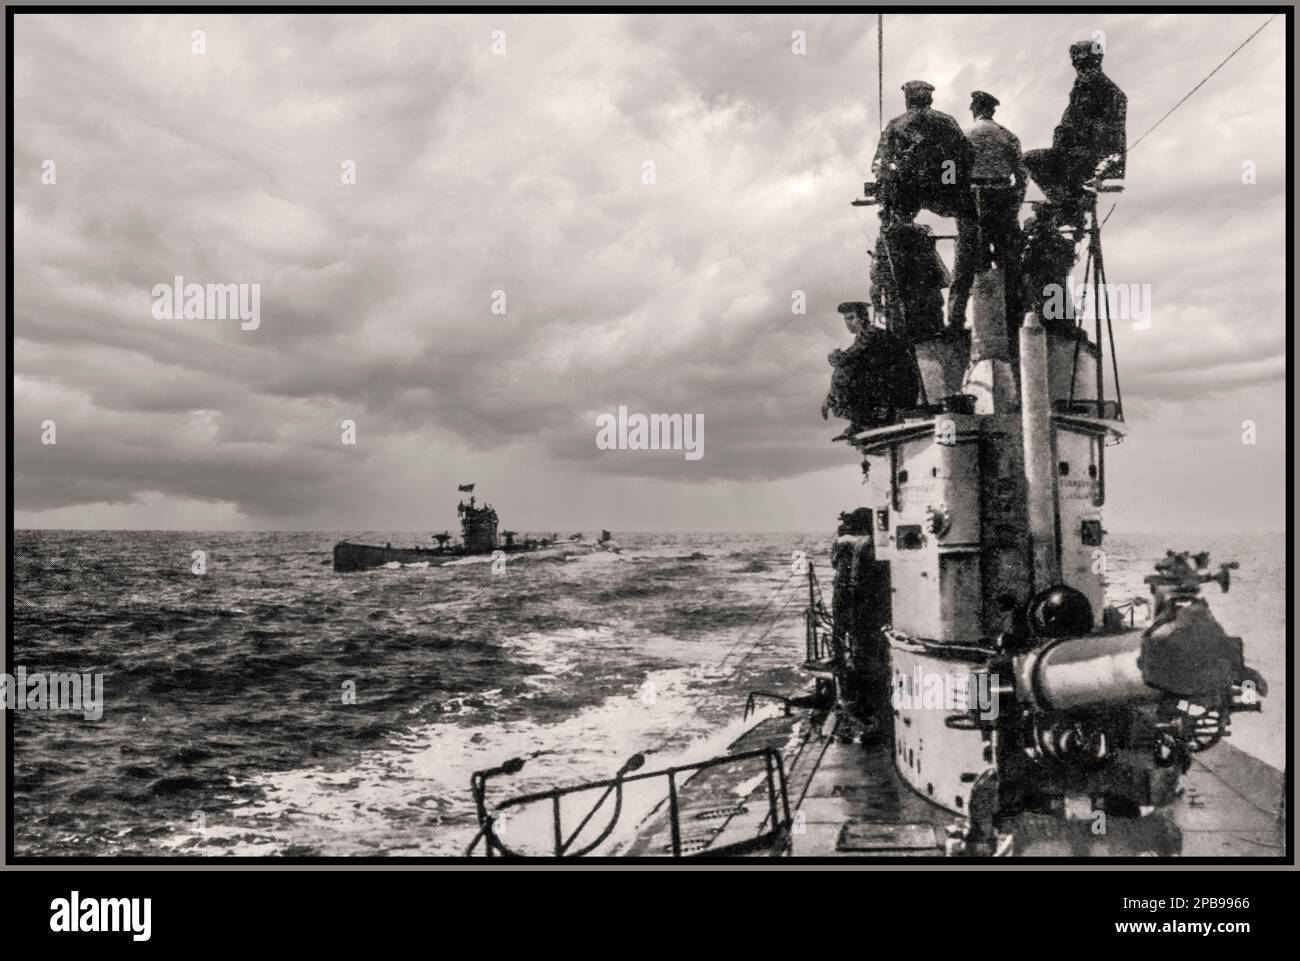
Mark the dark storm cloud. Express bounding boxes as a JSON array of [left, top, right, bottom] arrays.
[[12, 12, 1286, 526]]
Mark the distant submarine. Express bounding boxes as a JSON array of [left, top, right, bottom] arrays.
[[332, 485, 616, 572]]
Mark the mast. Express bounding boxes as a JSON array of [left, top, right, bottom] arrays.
[[877, 14, 883, 135]]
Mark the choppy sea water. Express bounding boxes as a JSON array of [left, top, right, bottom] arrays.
[[11, 530, 1284, 857]]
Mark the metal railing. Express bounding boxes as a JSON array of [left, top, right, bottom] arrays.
[[803, 564, 836, 667], [1052, 398, 1122, 421], [467, 747, 792, 858], [805, 607, 833, 665]]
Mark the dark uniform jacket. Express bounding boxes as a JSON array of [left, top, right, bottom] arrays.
[[1052, 69, 1127, 177], [824, 328, 920, 429], [873, 106, 974, 216]]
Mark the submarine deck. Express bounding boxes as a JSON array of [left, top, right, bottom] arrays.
[[332, 539, 606, 572], [619, 714, 1285, 858]]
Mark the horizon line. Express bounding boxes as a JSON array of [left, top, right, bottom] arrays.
[[11, 527, 1288, 536]]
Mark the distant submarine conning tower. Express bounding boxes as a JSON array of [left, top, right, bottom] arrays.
[[458, 497, 499, 553]]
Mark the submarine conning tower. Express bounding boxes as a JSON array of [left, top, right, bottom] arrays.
[[856, 277, 1118, 644], [824, 194, 1264, 845], [832, 255, 1130, 817], [458, 498, 499, 553]]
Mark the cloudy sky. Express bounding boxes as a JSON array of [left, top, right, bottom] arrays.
[[12, 11, 1286, 532]]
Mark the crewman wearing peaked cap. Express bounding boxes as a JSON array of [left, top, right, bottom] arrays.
[[950, 89, 1028, 341]]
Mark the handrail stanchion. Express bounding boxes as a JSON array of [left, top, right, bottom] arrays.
[[776, 754, 793, 850], [764, 752, 780, 842], [552, 796, 564, 856], [667, 771, 682, 857]]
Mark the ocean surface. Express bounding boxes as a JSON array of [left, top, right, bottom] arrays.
[[11, 530, 1285, 857]]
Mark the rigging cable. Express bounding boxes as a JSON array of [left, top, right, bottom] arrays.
[[715, 569, 801, 674], [1102, 15, 1275, 233], [1127, 13, 1279, 154], [719, 585, 803, 677]]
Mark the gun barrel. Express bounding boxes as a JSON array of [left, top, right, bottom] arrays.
[[1014, 603, 1251, 712], [1014, 632, 1155, 711]]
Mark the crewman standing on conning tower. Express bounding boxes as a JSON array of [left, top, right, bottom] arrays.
[[949, 90, 1027, 337]]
